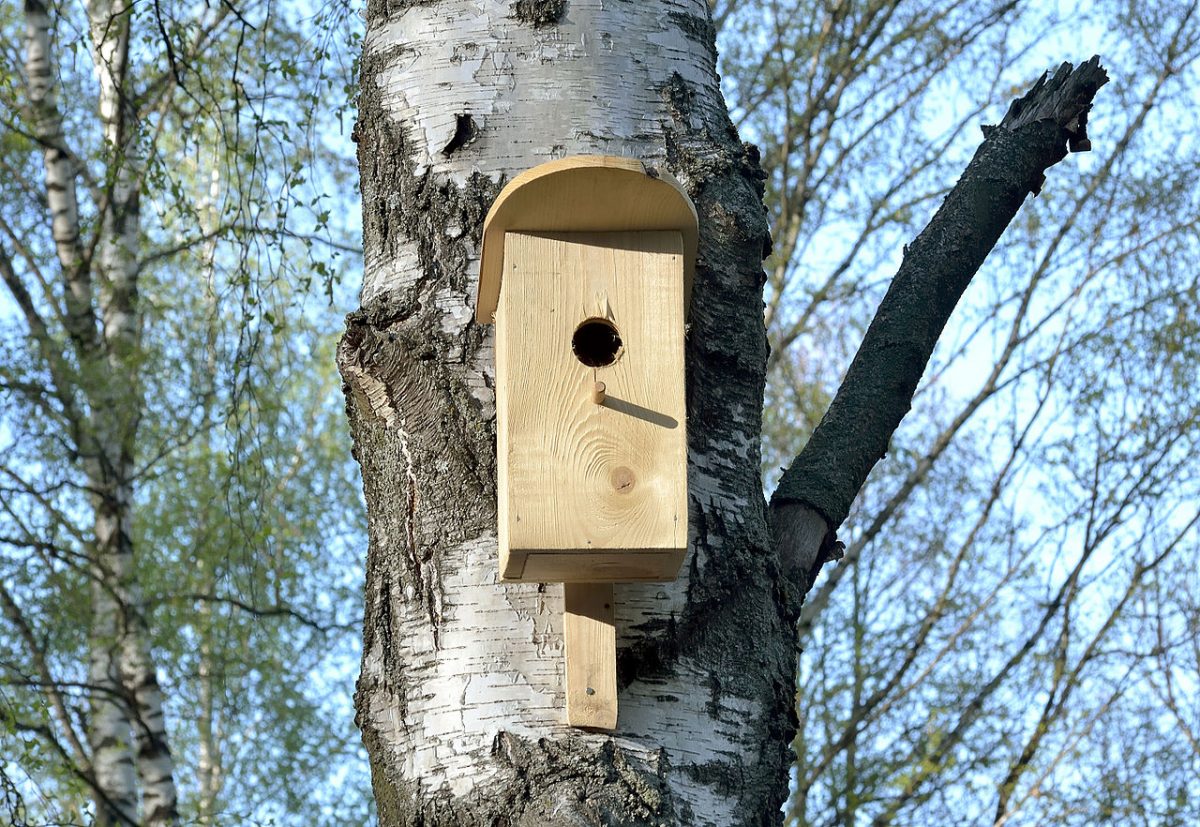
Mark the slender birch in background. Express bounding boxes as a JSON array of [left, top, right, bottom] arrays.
[[18, 0, 175, 820], [0, 0, 369, 823]]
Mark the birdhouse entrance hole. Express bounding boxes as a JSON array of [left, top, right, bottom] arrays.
[[572, 318, 622, 367]]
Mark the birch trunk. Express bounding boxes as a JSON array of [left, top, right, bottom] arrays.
[[21, 0, 180, 821], [196, 556, 223, 825], [25, 3, 139, 823], [342, 2, 791, 824], [343, 1, 1107, 823], [88, 0, 181, 809]]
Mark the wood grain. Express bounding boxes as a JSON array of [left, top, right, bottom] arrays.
[[496, 230, 688, 583], [564, 582, 617, 729]]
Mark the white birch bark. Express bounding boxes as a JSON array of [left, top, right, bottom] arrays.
[[197, 619, 223, 826], [86, 0, 142, 359], [83, 0, 180, 816], [24, 4, 139, 823], [24, 0, 88, 281], [196, 552, 223, 820], [88, 512, 139, 827], [196, 169, 225, 827], [116, 571, 180, 826], [344, 1, 790, 823]]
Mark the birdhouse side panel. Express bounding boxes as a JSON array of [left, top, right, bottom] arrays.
[[496, 231, 688, 582]]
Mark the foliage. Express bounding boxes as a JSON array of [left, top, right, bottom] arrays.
[[0, 0, 370, 822]]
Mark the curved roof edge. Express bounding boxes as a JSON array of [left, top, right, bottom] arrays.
[[475, 155, 698, 323]]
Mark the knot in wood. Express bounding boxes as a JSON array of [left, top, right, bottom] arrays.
[[610, 466, 636, 494]]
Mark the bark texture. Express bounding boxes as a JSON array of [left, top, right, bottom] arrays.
[[342, 1, 790, 824]]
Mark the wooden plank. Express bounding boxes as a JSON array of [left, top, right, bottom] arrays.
[[564, 582, 617, 729], [476, 156, 697, 322], [496, 231, 688, 583], [508, 550, 686, 583]]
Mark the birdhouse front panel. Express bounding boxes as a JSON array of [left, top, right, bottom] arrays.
[[495, 230, 688, 582]]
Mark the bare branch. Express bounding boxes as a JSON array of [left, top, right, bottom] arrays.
[[148, 592, 356, 634], [0, 580, 92, 770], [770, 57, 1108, 587]]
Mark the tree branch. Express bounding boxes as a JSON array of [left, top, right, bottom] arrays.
[[0, 580, 92, 771], [769, 57, 1108, 590], [0, 244, 90, 445], [10, 719, 139, 827], [149, 592, 356, 634]]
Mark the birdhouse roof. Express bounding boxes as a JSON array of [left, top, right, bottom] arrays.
[[475, 155, 698, 323]]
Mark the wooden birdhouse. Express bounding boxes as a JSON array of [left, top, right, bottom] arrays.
[[477, 155, 697, 729]]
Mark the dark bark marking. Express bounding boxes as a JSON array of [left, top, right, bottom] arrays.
[[511, 0, 566, 28], [442, 113, 479, 156], [368, 0, 440, 24], [666, 11, 716, 49]]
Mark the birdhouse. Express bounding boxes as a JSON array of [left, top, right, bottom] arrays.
[[477, 155, 698, 729], [477, 156, 697, 583]]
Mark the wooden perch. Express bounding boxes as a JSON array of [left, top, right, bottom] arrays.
[[769, 57, 1109, 590]]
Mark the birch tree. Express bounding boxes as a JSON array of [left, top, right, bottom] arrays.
[[5, 0, 178, 819], [1, 0, 368, 823], [342, 2, 1106, 823]]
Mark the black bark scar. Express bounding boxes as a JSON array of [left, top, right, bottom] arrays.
[[441, 113, 479, 156]]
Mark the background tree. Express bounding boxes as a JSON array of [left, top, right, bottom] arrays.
[[341, 1, 1117, 824], [0, 0, 371, 823]]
